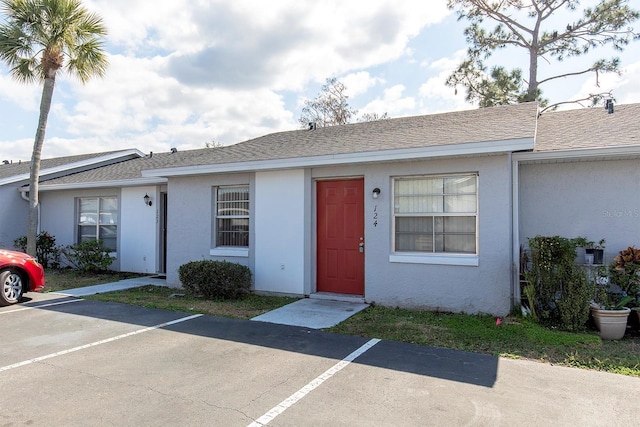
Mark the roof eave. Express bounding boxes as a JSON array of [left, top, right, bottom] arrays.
[[0, 149, 145, 186], [143, 138, 535, 178], [513, 144, 640, 163], [22, 177, 167, 192]]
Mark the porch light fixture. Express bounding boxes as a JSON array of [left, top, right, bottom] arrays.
[[372, 188, 381, 199], [144, 194, 152, 206]]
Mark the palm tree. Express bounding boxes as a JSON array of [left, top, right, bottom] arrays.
[[0, 0, 108, 256]]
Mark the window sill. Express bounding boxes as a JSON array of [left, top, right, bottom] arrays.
[[210, 247, 249, 258], [389, 253, 478, 266]]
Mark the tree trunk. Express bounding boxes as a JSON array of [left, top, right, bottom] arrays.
[[27, 75, 56, 257], [527, 16, 541, 103]]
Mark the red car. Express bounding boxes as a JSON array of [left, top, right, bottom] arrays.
[[0, 249, 46, 306]]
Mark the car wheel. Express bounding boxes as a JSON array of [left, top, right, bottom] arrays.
[[0, 269, 24, 306]]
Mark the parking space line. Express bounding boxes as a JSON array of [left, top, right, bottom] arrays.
[[248, 338, 381, 427], [0, 298, 83, 315], [0, 314, 203, 373]]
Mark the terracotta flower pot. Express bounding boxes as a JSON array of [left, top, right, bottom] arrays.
[[591, 307, 631, 340]]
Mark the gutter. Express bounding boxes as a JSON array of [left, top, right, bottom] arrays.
[[143, 138, 535, 178], [512, 144, 640, 163], [24, 177, 167, 192]]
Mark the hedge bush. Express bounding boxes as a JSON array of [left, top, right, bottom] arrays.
[[178, 260, 251, 300], [60, 240, 114, 272], [13, 231, 61, 268], [526, 235, 593, 332]]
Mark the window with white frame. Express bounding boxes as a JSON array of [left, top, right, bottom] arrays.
[[215, 186, 249, 247], [78, 196, 118, 251], [393, 174, 477, 254]]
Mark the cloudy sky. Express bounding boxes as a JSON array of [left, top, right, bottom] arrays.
[[1, 0, 639, 162]]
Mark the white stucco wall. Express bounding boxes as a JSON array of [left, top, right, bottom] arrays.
[[519, 159, 640, 263], [39, 188, 122, 270], [38, 186, 162, 273], [119, 186, 158, 274], [0, 184, 29, 249], [165, 173, 252, 287], [165, 155, 514, 314], [311, 155, 514, 315], [254, 170, 306, 294]]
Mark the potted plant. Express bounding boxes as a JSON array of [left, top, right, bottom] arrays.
[[609, 246, 640, 325], [593, 239, 606, 265], [590, 260, 633, 340], [574, 237, 605, 265], [590, 297, 632, 340]]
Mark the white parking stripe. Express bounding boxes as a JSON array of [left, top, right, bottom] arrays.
[[0, 314, 203, 373], [248, 338, 381, 427], [0, 298, 83, 315]]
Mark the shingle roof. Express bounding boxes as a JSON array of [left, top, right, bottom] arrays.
[[0, 150, 138, 181], [535, 103, 640, 151], [38, 151, 186, 185], [23, 102, 640, 188], [36, 102, 539, 187], [154, 101, 539, 169]]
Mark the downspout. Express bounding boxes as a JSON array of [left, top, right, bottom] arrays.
[[20, 189, 41, 234], [510, 154, 521, 308]]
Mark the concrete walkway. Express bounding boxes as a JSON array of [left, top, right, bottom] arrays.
[[52, 276, 169, 297], [251, 298, 369, 329]]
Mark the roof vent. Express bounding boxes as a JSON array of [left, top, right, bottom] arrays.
[[149, 151, 153, 158], [604, 99, 614, 114], [171, 147, 178, 153], [2, 160, 9, 165], [308, 122, 317, 131]]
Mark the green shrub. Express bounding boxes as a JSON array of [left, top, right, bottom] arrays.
[[61, 240, 114, 272], [526, 235, 592, 331], [13, 231, 61, 268], [178, 260, 252, 300], [557, 268, 593, 332], [609, 246, 640, 306]]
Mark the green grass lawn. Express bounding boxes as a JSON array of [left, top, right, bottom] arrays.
[[87, 284, 300, 319], [43, 268, 142, 292], [329, 306, 640, 377], [45, 269, 640, 377]]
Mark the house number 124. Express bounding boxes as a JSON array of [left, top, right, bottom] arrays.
[[373, 205, 378, 227]]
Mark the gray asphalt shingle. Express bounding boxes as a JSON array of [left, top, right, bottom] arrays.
[[5, 101, 638, 188], [34, 102, 540, 186], [535, 103, 639, 151], [0, 150, 128, 181]]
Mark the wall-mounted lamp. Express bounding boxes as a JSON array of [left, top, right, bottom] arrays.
[[372, 188, 381, 199], [144, 194, 152, 206]]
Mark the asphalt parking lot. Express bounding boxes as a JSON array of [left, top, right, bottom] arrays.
[[2, 292, 638, 426]]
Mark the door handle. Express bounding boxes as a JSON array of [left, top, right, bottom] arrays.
[[359, 242, 364, 253]]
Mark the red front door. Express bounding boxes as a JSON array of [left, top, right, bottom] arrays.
[[316, 179, 364, 295]]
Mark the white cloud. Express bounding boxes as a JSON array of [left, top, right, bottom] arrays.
[[26, 0, 450, 160], [418, 50, 473, 113], [342, 72, 384, 98], [569, 60, 640, 106], [38, 54, 296, 158], [0, 74, 40, 111], [91, 0, 449, 92], [360, 85, 415, 117]]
